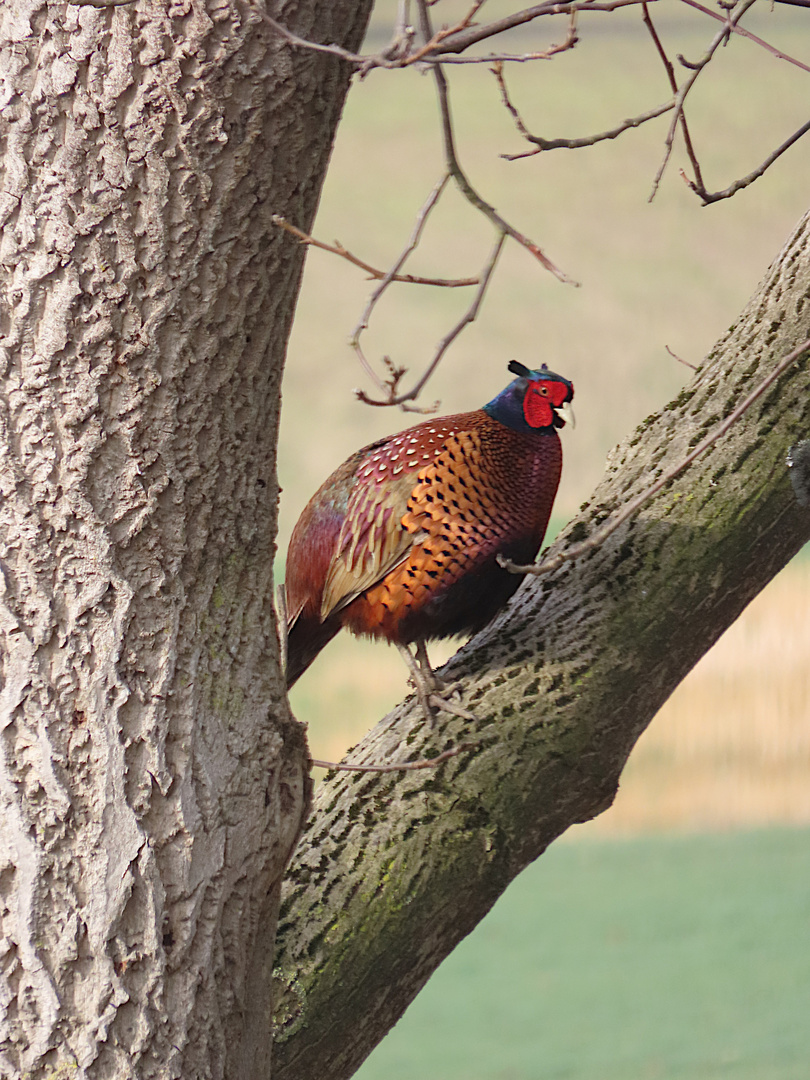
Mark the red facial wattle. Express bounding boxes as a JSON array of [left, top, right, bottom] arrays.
[[523, 380, 570, 428]]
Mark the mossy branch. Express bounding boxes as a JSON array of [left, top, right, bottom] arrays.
[[274, 212, 810, 1080]]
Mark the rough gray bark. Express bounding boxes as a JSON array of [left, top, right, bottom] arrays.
[[0, 2, 372, 1078], [273, 212, 810, 1080]]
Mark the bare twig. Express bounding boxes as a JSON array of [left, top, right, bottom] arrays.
[[351, 0, 581, 410], [348, 175, 468, 404], [424, 0, 651, 58], [349, 174, 451, 375], [665, 344, 698, 371], [642, 3, 705, 193], [246, 2, 367, 65], [379, 0, 416, 62], [495, 56, 675, 158], [436, 48, 580, 64], [356, 232, 507, 409], [418, 0, 576, 284], [682, 118, 810, 204], [244, 0, 647, 76], [271, 209, 477, 288], [679, 0, 810, 74], [403, 0, 488, 66], [501, 335, 810, 578], [311, 740, 480, 773], [422, 4, 578, 66], [648, 0, 758, 201]]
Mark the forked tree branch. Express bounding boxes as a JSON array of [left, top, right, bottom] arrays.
[[271, 211, 478, 287], [682, 119, 810, 204], [355, 232, 507, 410], [679, 0, 810, 73], [642, 2, 705, 191], [419, 0, 577, 284], [649, 0, 758, 199]]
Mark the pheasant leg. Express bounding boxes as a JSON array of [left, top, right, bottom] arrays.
[[398, 640, 477, 725]]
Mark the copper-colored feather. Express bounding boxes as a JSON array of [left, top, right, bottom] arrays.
[[284, 365, 574, 695]]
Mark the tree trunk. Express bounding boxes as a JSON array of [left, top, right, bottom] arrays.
[[0, 2, 371, 1077], [273, 212, 810, 1080]]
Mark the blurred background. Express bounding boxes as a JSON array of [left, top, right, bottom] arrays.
[[277, 3, 810, 1076]]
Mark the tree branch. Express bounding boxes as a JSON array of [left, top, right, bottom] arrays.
[[274, 211, 810, 1080], [419, 0, 577, 283], [642, 2, 706, 192], [355, 232, 507, 409], [679, 0, 810, 74], [683, 119, 810, 204], [495, 65, 675, 158], [271, 211, 477, 287], [648, 0, 759, 201]]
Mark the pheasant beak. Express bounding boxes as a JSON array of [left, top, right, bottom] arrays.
[[555, 400, 576, 429]]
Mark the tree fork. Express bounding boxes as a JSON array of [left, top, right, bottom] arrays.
[[273, 211, 810, 1080]]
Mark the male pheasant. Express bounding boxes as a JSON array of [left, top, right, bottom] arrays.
[[284, 361, 574, 718]]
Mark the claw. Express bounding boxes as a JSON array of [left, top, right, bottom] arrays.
[[397, 640, 477, 725]]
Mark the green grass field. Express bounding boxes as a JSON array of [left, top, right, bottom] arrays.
[[356, 828, 810, 1080]]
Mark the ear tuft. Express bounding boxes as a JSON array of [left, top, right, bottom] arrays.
[[508, 360, 532, 378]]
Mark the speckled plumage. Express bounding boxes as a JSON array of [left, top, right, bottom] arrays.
[[285, 364, 573, 689]]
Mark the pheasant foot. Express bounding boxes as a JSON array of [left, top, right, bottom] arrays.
[[398, 640, 477, 725]]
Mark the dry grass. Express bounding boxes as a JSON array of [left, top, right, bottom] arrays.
[[292, 558, 810, 834]]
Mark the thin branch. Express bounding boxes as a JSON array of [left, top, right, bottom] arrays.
[[679, 0, 810, 74], [271, 210, 477, 288], [682, 118, 810, 204], [425, 0, 651, 58], [353, 0, 580, 411], [356, 232, 507, 410], [402, 0, 488, 66], [311, 741, 480, 773], [418, 0, 577, 284], [642, 2, 705, 193], [245, 0, 634, 75], [488, 12, 578, 91], [648, 0, 758, 201], [501, 335, 810, 578], [245, 1, 367, 65], [666, 344, 698, 371], [350, 174, 451, 358], [378, 0, 416, 62], [495, 62, 675, 159], [433, 48, 580, 64], [348, 175, 462, 403]]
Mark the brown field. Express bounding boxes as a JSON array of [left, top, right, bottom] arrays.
[[292, 556, 810, 835]]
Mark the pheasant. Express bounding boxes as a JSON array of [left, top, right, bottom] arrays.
[[284, 361, 574, 720]]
